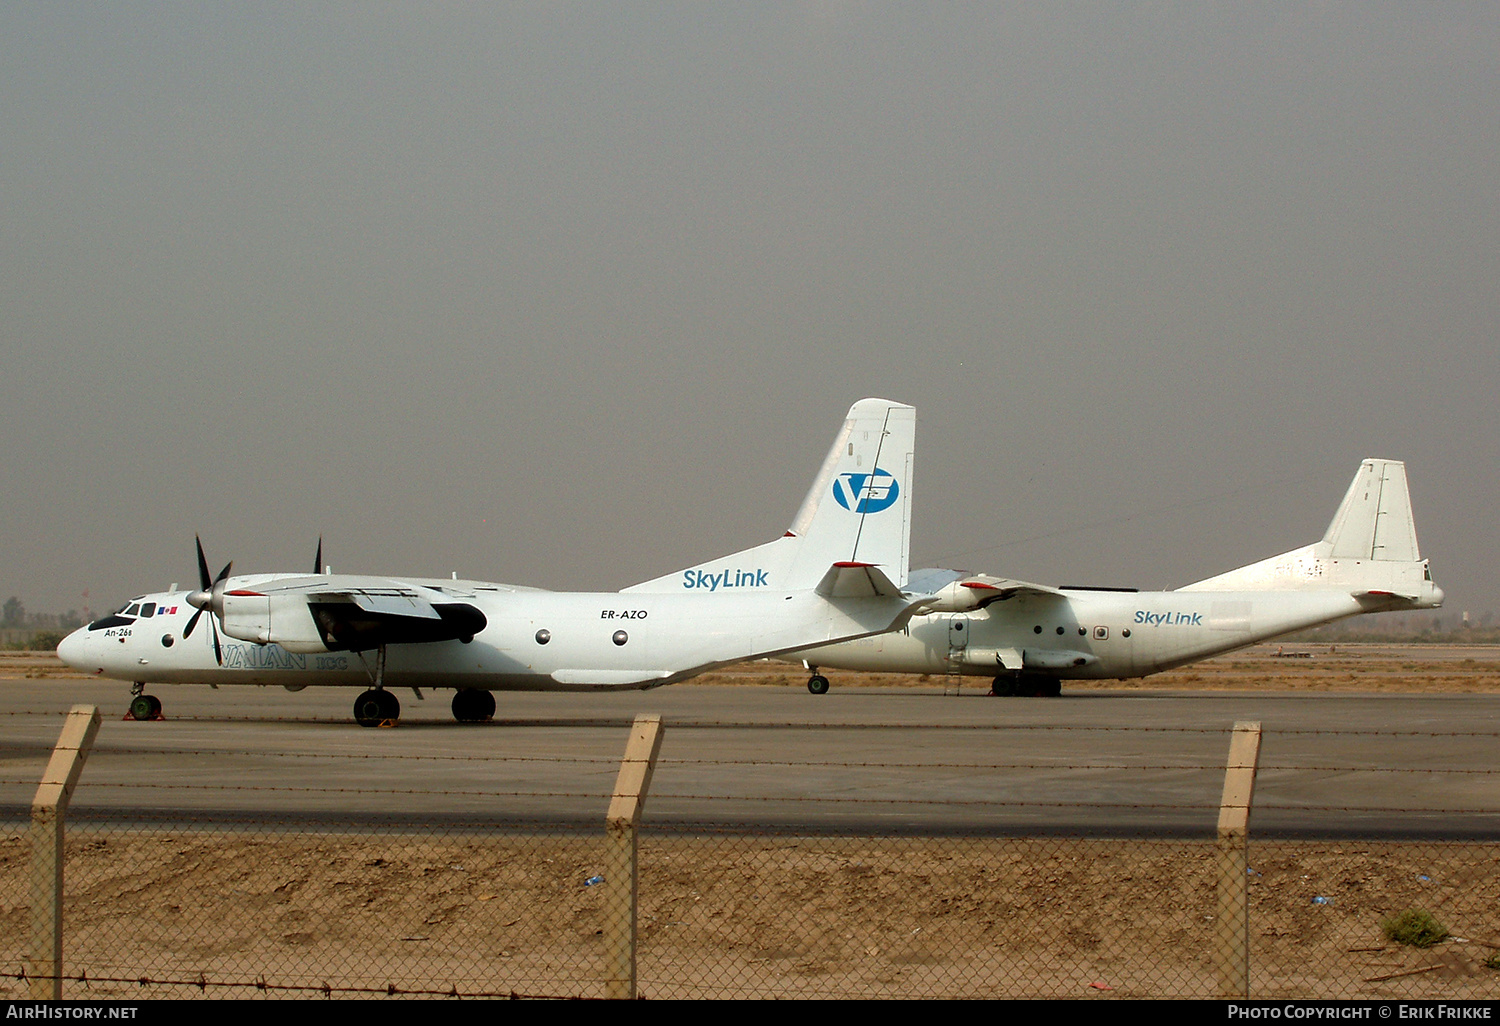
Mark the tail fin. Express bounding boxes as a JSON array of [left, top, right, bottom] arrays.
[[1324, 459, 1420, 561], [1180, 459, 1441, 607], [624, 398, 915, 594]]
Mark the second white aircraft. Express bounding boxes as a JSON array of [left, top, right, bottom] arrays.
[[792, 459, 1443, 695]]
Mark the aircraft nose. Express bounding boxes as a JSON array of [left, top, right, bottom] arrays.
[[56, 627, 89, 668]]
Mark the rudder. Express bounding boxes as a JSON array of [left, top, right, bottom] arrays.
[[624, 398, 915, 593], [1324, 459, 1420, 562]]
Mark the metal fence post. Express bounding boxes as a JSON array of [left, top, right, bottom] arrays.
[[603, 714, 664, 1000], [29, 704, 102, 1000], [1215, 720, 1262, 999]]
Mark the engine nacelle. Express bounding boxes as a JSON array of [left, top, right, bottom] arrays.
[[220, 591, 330, 653]]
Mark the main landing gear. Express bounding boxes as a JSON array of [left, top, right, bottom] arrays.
[[352, 643, 402, 727], [990, 674, 1062, 698], [452, 688, 496, 723], [354, 688, 401, 728], [127, 682, 162, 720]]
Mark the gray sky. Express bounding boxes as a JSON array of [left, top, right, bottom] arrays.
[[3, 3, 1496, 620]]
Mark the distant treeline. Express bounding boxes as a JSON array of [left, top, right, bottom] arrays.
[[2, 596, 85, 651], [3, 596, 1496, 652], [1281, 611, 1499, 645]]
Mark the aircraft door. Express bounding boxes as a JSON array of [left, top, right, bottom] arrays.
[[947, 615, 969, 666]]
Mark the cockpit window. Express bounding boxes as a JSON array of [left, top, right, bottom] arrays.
[[124, 603, 141, 616], [140, 603, 155, 618], [87, 614, 135, 631]]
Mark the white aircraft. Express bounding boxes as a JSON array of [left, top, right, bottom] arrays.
[[792, 459, 1444, 695], [58, 398, 923, 725]]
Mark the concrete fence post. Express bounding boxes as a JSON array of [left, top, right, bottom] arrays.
[[29, 704, 102, 1000], [1215, 720, 1262, 999], [603, 714, 664, 1000]]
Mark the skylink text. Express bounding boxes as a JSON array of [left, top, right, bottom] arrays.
[[682, 569, 769, 591], [1134, 610, 1204, 626]]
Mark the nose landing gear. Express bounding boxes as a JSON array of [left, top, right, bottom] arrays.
[[126, 683, 162, 721]]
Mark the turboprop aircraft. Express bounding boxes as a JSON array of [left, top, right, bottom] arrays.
[[58, 398, 923, 725], [791, 459, 1443, 696]]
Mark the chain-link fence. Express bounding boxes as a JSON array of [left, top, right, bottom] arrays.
[[631, 831, 1499, 999], [2, 712, 1497, 999], [2, 815, 612, 998]]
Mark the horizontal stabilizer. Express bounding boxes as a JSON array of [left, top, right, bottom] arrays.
[[815, 562, 903, 598]]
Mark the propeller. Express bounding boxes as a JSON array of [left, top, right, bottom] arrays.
[[184, 536, 231, 665], [314, 536, 323, 576]]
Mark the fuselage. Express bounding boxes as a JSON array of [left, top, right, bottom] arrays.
[[793, 585, 1438, 681], [59, 574, 910, 692]]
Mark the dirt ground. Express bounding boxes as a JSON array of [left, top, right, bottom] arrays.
[[685, 642, 1500, 694], [8, 641, 1500, 693], [1, 645, 1497, 1000], [1, 830, 1497, 1000]]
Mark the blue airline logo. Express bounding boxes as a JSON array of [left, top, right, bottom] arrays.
[[832, 469, 900, 514]]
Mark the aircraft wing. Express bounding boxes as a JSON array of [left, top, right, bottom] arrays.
[[911, 570, 1068, 613], [217, 575, 488, 652]]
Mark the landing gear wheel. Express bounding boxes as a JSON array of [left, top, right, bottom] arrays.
[[989, 676, 1018, 697], [354, 688, 400, 727], [807, 674, 830, 695], [128, 694, 162, 720], [1012, 675, 1060, 697], [452, 688, 496, 723]]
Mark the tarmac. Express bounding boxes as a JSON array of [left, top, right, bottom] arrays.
[[3, 671, 1498, 837]]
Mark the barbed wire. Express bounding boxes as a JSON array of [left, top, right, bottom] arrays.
[[1, 967, 568, 999], [8, 707, 1500, 739], [8, 754, 1500, 790]]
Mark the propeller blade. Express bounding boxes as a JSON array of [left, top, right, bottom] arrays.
[[187, 538, 230, 658], [314, 537, 323, 576], [195, 536, 212, 591]]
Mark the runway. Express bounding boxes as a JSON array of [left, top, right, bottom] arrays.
[[3, 678, 1498, 837]]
